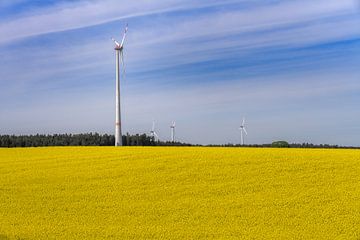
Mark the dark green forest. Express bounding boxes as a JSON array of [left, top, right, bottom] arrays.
[[0, 133, 191, 147]]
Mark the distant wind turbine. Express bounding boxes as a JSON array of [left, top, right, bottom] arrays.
[[170, 121, 176, 142], [239, 118, 248, 145], [150, 120, 160, 141], [111, 24, 128, 146]]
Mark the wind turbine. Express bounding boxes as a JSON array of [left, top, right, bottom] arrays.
[[150, 120, 160, 141], [239, 118, 248, 145], [112, 24, 128, 146], [170, 121, 176, 142]]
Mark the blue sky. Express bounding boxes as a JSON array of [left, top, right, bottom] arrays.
[[0, 0, 359, 145]]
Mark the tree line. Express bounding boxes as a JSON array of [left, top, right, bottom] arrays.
[[213, 141, 359, 149], [0, 134, 358, 148]]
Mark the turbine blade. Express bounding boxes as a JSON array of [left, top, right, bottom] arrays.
[[243, 128, 248, 135], [242, 117, 245, 126], [111, 37, 120, 47], [120, 24, 128, 47], [154, 132, 159, 139]]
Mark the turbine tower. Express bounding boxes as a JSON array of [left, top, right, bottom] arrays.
[[111, 24, 128, 146], [170, 121, 176, 142], [239, 118, 248, 145], [150, 120, 160, 141]]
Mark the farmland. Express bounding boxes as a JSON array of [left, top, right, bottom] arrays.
[[0, 147, 359, 239]]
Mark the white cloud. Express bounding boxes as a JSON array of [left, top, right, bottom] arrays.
[[1, 71, 359, 145]]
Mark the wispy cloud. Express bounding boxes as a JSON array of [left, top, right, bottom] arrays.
[[0, 0, 241, 44], [0, 0, 27, 7], [0, 0, 358, 45]]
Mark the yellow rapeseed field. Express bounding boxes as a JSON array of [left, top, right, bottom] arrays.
[[0, 147, 359, 239]]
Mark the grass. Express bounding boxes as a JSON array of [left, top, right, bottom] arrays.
[[0, 147, 359, 239]]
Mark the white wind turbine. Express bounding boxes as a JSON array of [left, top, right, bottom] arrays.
[[150, 120, 160, 141], [170, 121, 176, 142], [239, 118, 248, 145], [111, 24, 128, 146]]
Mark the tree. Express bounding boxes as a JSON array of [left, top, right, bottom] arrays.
[[271, 141, 290, 148]]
